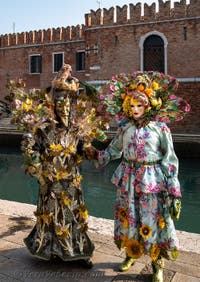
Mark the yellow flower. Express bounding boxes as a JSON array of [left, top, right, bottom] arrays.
[[54, 170, 69, 180], [34, 212, 53, 225], [61, 191, 71, 206], [122, 219, 129, 229], [73, 175, 83, 185], [78, 204, 88, 220], [125, 238, 144, 259], [76, 154, 83, 165], [158, 216, 166, 229], [42, 170, 49, 177], [50, 144, 63, 151], [150, 97, 162, 108], [139, 224, 152, 239], [150, 243, 161, 261], [121, 234, 128, 248], [56, 225, 69, 237], [152, 81, 159, 90], [129, 83, 136, 90], [150, 98, 159, 107], [122, 96, 132, 117], [68, 145, 75, 152], [22, 98, 33, 111], [35, 103, 43, 114]]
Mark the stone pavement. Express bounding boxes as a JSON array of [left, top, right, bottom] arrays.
[[0, 200, 200, 282]]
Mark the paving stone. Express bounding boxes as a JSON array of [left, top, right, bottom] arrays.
[[165, 259, 200, 279], [0, 240, 21, 251], [171, 273, 200, 282]]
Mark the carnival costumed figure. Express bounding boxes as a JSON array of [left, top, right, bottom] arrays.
[[6, 64, 108, 266], [87, 71, 190, 281]]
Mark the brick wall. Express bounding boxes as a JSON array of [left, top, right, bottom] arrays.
[[0, 0, 199, 133]]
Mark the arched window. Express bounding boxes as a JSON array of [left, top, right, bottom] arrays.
[[143, 35, 164, 73]]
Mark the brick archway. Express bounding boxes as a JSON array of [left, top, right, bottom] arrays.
[[144, 35, 164, 73], [139, 31, 168, 74]]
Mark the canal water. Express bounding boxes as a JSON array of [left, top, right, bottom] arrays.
[[0, 146, 200, 234]]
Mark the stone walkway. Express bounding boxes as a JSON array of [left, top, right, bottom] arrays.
[[0, 200, 200, 282]]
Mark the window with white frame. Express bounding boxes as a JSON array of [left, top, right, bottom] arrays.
[[53, 52, 64, 72], [76, 51, 85, 71], [29, 55, 42, 74]]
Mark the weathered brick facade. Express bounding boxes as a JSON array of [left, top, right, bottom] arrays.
[[0, 0, 199, 133]]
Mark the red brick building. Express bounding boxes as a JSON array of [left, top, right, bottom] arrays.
[[0, 0, 199, 133]]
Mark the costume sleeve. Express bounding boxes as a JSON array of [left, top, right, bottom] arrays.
[[95, 127, 123, 168], [159, 123, 181, 198]]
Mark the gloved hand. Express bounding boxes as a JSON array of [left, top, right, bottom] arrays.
[[169, 198, 181, 221]]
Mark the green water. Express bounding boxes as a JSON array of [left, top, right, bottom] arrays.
[[0, 146, 200, 234]]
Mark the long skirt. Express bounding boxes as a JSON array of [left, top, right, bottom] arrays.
[[24, 181, 94, 261], [114, 189, 179, 260]]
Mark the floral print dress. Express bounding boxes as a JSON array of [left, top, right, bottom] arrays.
[[96, 121, 181, 260]]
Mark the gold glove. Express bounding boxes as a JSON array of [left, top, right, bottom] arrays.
[[169, 198, 181, 221]]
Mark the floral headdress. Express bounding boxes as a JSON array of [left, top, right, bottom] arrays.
[[100, 71, 190, 124]]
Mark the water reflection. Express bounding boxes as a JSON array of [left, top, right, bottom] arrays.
[[0, 147, 199, 234]]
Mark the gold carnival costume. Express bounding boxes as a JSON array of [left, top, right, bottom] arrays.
[[7, 64, 107, 264]]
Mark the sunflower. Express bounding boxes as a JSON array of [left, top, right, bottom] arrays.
[[122, 96, 132, 117], [122, 219, 129, 229], [125, 238, 144, 259], [158, 216, 166, 229], [139, 224, 152, 239], [118, 207, 128, 221], [150, 243, 161, 261]]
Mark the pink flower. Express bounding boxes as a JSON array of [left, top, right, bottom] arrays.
[[99, 94, 105, 101], [109, 85, 115, 91], [160, 116, 170, 123], [175, 115, 183, 121], [120, 186, 126, 194], [169, 164, 175, 172], [169, 94, 177, 100], [108, 94, 114, 100], [135, 184, 141, 193], [141, 201, 148, 208], [128, 216, 134, 224], [184, 104, 190, 113], [122, 175, 129, 182]]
